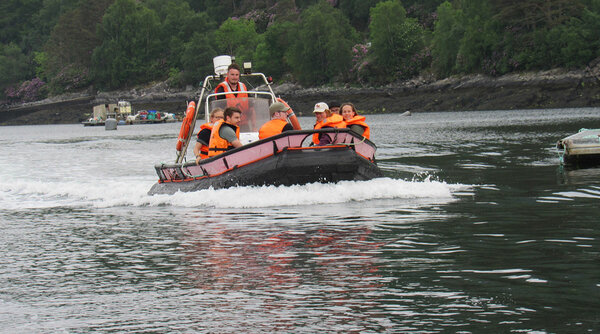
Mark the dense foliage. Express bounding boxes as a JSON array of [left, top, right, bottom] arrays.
[[1, 0, 599, 102]]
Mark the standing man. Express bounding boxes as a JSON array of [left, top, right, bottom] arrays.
[[215, 64, 247, 100], [207, 107, 243, 157], [215, 63, 254, 131]]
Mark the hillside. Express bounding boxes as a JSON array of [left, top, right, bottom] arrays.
[[1, 67, 599, 126]]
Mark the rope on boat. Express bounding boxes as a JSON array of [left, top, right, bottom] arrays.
[[321, 129, 367, 147], [349, 135, 367, 146], [558, 146, 566, 165]]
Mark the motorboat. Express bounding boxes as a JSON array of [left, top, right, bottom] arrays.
[[148, 56, 382, 195], [557, 128, 600, 166]]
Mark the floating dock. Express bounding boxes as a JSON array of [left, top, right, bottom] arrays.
[[557, 128, 600, 166]]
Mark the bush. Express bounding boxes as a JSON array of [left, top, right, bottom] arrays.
[[5, 78, 47, 103], [47, 64, 91, 94]]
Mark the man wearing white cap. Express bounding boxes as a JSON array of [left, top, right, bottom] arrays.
[[312, 102, 346, 145]]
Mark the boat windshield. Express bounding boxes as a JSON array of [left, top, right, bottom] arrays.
[[207, 93, 273, 133]]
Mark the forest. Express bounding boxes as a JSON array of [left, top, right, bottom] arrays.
[[1, 0, 600, 104]]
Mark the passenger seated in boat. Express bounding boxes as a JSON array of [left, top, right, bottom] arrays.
[[195, 108, 224, 164], [207, 107, 243, 157], [340, 102, 370, 139], [258, 100, 301, 140], [328, 100, 341, 115], [312, 102, 346, 145], [214, 63, 255, 131]]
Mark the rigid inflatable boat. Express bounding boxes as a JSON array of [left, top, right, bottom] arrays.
[[148, 56, 382, 195]]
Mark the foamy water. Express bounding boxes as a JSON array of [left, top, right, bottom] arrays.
[[1, 177, 467, 209]]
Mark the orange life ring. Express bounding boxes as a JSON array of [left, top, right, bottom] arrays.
[[176, 101, 196, 152]]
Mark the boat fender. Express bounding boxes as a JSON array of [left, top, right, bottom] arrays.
[[176, 101, 196, 152]]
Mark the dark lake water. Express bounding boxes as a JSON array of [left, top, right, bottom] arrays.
[[1, 108, 599, 332]]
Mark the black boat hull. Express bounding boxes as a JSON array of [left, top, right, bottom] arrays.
[[148, 129, 383, 195], [148, 145, 382, 194]]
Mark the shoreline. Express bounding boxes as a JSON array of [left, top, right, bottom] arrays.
[[1, 69, 599, 125]]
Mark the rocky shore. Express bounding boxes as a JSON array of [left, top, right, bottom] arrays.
[[1, 67, 599, 126]]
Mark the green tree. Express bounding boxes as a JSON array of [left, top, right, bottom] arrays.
[[0, 0, 42, 47], [338, 0, 384, 32], [41, 1, 112, 93], [146, 0, 215, 71], [214, 18, 259, 64], [431, 2, 464, 77], [522, 8, 600, 70], [492, 0, 584, 32], [369, 0, 425, 81], [22, 0, 81, 53], [489, 0, 588, 72], [253, 21, 296, 80], [181, 32, 217, 85], [92, 0, 163, 89], [453, 0, 503, 74], [403, 0, 446, 29], [189, 0, 236, 25], [0, 42, 33, 99], [286, 1, 359, 85]]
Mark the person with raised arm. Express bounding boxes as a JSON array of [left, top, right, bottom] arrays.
[[258, 99, 301, 140]]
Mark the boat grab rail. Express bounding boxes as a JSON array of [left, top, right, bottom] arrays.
[[186, 128, 376, 164], [159, 128, 376, 180], [204, 91, 276, 116], [179, 131, 374, 180]]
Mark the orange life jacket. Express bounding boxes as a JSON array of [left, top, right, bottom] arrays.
[[208, 119, 240, 157], [345, 115, 370, 139], [215, 79, 249, 111], [258, 119, 288, 140], [197, 122, 213, 159], [313, 113, 346, 144]]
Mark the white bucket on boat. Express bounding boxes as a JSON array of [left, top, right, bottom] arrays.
[[213, 55, 232, 75]]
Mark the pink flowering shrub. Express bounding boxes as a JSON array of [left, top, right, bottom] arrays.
[[4, 77, 47, 103], [350, 43, 372, 84], [399, 47, 432, 79]]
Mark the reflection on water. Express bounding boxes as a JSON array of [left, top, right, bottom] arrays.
[[557, 165, 600, 185], [5, 205, 597, 332]]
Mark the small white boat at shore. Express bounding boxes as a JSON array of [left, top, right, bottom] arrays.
[[557, 128, 600, 166]]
